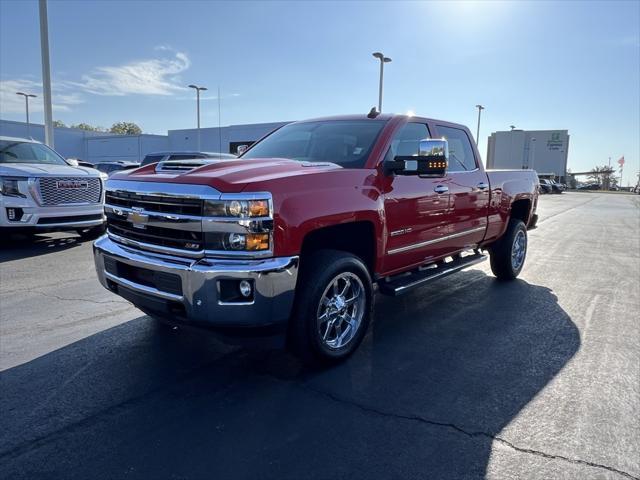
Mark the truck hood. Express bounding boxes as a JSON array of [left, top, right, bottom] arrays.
[[0, 162, 100, 178], [115, 158, 344, 192]]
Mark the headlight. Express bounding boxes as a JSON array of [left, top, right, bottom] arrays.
[[203, 198, 270, 218], [0, 177, 27, 198], [202, 194, 273, 254]]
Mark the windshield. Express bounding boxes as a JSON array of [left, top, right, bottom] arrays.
[[0, 140, 67, 165], [241, 120, 386, 168]]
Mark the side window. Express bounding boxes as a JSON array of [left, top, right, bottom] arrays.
[[384, 122, 430, 162], [437, 126, 477, 172], [169, 154, 200, 160]]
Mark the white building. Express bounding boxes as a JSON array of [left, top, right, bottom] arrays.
[[486, 130, 570, 182]]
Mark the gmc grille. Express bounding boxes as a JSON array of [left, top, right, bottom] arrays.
[[39, 177, 102, 205]]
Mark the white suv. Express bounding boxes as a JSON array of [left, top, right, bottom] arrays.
[[0, 136, 106, 238]]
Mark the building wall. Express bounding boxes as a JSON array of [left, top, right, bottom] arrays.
[[86, 134, 168, 163], [486, 129, 569, 181], [168, 121, 290, 153]]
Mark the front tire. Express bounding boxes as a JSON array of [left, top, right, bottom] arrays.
[[489, 219, 528, 280], [288, 250, 373, 365]]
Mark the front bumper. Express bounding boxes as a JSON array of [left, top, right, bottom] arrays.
[[94, 235, 299, 330], [0, 197, 104, 230]]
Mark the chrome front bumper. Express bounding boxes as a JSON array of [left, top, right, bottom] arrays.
[[94, 235, 299, 329]]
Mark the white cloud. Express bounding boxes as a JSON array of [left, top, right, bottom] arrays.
[[0, 78, 83, 114], [73, 50, 191, 96], [0, 49, 198, 117]]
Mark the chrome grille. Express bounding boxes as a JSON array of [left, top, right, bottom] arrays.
[[39, 177, 102, 205], [105, 190, 203, 216]]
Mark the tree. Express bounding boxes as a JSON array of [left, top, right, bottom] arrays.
[[52, 120, 66, 128], [71, 122, 105, 132], [110, 122, 142, 135], [587, 165, 615, 189]]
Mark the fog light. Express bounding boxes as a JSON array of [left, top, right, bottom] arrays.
[[239, 280, 252, 298], [7, 208, 16, 220]]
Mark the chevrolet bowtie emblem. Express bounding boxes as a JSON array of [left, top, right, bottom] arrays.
[[129, 207, 149, 229]]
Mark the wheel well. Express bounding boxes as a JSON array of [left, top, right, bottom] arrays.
[[301, 222, 376, 273], [510, 199, 531, 224]]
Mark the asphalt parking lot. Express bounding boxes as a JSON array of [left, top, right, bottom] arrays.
[[1, 192, 639, 480]]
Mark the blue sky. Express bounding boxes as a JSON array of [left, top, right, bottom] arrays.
[[1, 0, 638, 181]]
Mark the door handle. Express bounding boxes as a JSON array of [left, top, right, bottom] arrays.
[[434, 185, 449, 194], [477, 182, 489, 191]]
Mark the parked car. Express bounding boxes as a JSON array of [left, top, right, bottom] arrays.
[[539, 179, 564, 194], [0, 136, 106, 238], [94, 161, 140, 177], [140, 151, 237, 166], [577, 183, 601, 190], [94, 114, 539, 364]]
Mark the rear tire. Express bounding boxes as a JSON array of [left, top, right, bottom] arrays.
[[489, 219, 528, 280], [288, 250, 373, 365]]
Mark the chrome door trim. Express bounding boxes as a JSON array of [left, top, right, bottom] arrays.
[[387, 226, 486, 255]]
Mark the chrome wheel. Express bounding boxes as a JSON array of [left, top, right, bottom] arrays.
[[316, 272, 365, 350], [511, 229, 527, 270]]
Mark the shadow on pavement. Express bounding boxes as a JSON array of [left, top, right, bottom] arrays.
[[0, 232, 90, 262], [0, 270, 579, 479]]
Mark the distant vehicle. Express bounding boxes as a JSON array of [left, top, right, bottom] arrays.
[[95, 161, 140, 177], [0, 136, 106, 238], [140, 151, 237, 166], [577, 183, 601, 190], [539, 179, 564, 194]]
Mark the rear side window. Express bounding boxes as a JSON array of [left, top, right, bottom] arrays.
[[437, 126, 477, 172]]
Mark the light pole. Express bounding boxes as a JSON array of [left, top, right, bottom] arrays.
[[475, 104, 484, 145], [39, 0, 54, 147], [16, 92, 37, 138], [188, 84, 208, 150], [372, 52, 392, 113]]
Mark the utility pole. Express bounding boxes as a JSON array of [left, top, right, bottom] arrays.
[[218, 86, 222, 155], [372, 52, 392, 113], [39, 0, 54, 147]]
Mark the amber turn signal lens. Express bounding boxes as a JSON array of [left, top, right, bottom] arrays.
[[249, 200, 269, 217], [246, 233, 269, 251]]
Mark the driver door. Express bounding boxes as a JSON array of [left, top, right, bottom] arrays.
[[380, 122, 453, 274]]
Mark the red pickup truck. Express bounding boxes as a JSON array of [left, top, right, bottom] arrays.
[[94, 114, 539, 363]]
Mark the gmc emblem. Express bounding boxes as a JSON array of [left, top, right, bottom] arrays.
[[56, 180, 89, 190]]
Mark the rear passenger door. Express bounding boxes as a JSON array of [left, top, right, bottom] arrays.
[[435, 125, 490, 250]]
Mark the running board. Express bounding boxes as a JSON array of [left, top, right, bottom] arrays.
[[378, 252, 488, 296]]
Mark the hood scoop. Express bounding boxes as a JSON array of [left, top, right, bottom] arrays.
[[155, 160, 208, 174]]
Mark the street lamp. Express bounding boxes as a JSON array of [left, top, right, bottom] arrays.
[[475, 104, 484, 145], [188, 84, 208, 150], [16, 92, 37, 138], [372, 52, 392, 113]]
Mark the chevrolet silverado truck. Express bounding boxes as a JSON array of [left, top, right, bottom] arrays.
[[94, 114, 539, 363], [1, 136, 106, 238]]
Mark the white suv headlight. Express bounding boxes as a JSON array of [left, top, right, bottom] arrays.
[[0, 177, 27, 198]]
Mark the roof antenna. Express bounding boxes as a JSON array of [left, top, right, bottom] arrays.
[[367, 107, 380, 119]]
